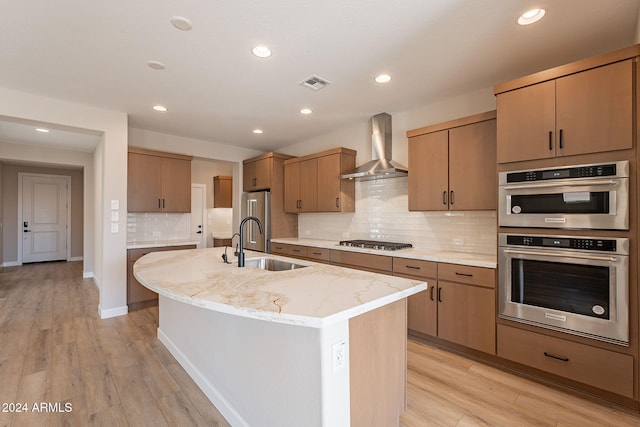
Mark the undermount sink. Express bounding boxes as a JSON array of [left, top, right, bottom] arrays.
[[242, 257, 309, 271]]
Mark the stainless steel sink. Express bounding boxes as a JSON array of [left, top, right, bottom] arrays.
[[242, 257, 308, 271]]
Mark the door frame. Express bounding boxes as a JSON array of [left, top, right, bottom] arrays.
[[191, 183, 207, 248], [17, 172, 72, 265]]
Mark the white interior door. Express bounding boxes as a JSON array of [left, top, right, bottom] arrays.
[[191, 184, 206, 248], [22, 174, 69, 263]]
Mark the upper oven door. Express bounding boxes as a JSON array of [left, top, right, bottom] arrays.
[[498, 176, 629, 230]]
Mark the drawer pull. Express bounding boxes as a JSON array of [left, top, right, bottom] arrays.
[[312, 252, 322, 255], [429, 286, 435, 301], [292, 249, 301, 253], [405, 265, 421, 270], [544, 352, 569, 362], [437, 287, 443, 303], [455, 272, 473, 277]]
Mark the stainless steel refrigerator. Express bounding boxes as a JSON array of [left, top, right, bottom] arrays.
[[241, 191, 271, 253]]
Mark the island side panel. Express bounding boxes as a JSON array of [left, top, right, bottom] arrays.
[[157, 295, 351, 427], [349, 298, 407, 426]]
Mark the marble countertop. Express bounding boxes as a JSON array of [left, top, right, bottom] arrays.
[[271, 238, 497, 269], [133, 247, 427, 328], [127, 240, 200, 250]]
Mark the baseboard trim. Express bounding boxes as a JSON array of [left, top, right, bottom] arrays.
[[2, 261, 21, 267], [158, 327, 247, 427], [99, 305, 128, 319], [82, 271, 94, 279], [69, 256, 83, 262]]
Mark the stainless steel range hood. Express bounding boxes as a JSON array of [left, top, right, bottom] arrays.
[[339, 112, 408, 181]]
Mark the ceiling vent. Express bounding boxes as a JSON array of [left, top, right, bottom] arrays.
[[299, 75, 331, 91]]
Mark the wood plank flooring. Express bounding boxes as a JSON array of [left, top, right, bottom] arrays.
[[1, 261, 640, 426]]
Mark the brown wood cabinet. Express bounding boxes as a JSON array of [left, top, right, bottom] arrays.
[[495, 58, 633, 163], [407, 112, 496, 211], [128, 147, 192, 213], [127, 244, 196, 310], [284, 148, 356, 213], [498, 324, 634, 398], [271, 242, 330, 262], [392, 258, 437, 337], [243, 155, 273, 191], [213, 176, 232, 208]]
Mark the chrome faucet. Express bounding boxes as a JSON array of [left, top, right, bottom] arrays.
[[237, 216, 264, 267]]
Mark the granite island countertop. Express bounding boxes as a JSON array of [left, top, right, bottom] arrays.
[[127, 239, 200, 250], [133, 247, 427, 328], [271, 237, 497, 268]]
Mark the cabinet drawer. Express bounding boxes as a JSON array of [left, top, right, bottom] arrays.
[[497, 325, 633, 398], [438, 263, 495, 288], [392, 258, 437, 279], [306, 247, 330, 262], [330, 250, 392, 273], [271, 243, 307, 258]]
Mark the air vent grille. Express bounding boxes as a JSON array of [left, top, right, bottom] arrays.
[[299, 75, 331, 91]]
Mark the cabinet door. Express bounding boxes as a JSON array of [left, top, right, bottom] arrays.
[[448, 119, 497, 210], [437, 281, 495, 354], [284, 162, 300, 213], [496, 80, 556, 163], [299, 158, 317, 212], [161, 158, 191, 212], [243, 160, 256, 191], [556, 60, 633, 157], [128, 153, 162, 212], [253, 158, 272, 190], [407, 289, 437, 336], [213, 176, 232, 208], [408, 130, 449, 211], [317, 154, 341, 212]]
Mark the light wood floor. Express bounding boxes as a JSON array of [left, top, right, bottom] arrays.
[[1, 261, 640, 426]]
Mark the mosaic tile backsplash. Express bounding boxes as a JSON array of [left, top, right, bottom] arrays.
[[298, 177, 496, 255], [127, 213, 191, 243]]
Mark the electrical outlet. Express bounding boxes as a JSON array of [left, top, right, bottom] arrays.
[[152, 231, 161, 237], [453, 237, 464, 246], [332, 340, 346, 372], [342, 232, 349, 238]]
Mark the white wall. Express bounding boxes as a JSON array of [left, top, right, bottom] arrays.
[[0, 86, 128, 319]]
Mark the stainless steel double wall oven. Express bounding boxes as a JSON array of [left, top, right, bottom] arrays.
[[498, 161, 630, 346]]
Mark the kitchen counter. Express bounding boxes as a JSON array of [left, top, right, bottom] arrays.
[[272, 237, 497, 268], [126, 239, 200, 249], [133, 247, 425, 426]]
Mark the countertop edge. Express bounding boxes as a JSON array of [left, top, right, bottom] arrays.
[[127, 240, 200, 250]]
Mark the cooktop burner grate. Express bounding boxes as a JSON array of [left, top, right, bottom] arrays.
[[338, 239, 413, 251]]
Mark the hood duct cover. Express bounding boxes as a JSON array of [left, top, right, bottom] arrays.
[[339, 112, 408, 181]]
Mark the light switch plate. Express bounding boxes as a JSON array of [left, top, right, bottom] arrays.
[[111, 199, 119, 210], [111, 211, 119, 221], [111, 223, 119, 233]]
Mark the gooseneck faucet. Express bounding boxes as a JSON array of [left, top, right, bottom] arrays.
[[237, 216, 264, 267]]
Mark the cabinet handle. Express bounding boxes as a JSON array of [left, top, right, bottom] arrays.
[[548, 131, 553, 151], [336, 197, 340, 208], [162, 199, 165, 209], [544, 352, 569, 362], [299, 200, 303, 209], [158, 199, 161, 208], [405, 265, 421, 270], [450, 190, 454, 205], [292, 249, 301, 253], [559, 129, 564, 149], [312, 252, 322, 256], [437, 287, 443, 303], [442, 191, 447, 205], [429, 286, 435, 301], [455, 272, 473, 277]]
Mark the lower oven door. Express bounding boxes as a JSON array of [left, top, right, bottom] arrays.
[[498, 245, 629, 346]]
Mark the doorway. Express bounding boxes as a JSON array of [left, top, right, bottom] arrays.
[[18, 172, 71, 263], [191, 184, 206, 248]]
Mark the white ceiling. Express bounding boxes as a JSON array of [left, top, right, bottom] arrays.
[[0, 0, 638, 152]]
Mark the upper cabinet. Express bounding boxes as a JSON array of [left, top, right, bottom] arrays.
[[495, 54, 634, 164], [128, 147, 192, 213], [213, 175, 232, 208], [284, 147, 356, 213], [407, 111, 497, 211], [243, 152, 294, 192]]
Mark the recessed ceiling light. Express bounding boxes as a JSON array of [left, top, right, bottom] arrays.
[[153, 105, 168, 112], [171, 16, 192, 31], [35, 128, 50, 133], [147, 60, 166, 70], [300, 108, 313, 115], [375, 74, 391, 84], [252, 46, 272, 58], [518, 8, 546, 25], [253, 129, 263, 134]]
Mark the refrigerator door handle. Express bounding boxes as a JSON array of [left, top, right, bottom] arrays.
[[248, 199, 257, 243]]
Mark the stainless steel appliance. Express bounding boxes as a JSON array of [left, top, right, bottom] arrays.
[[498, 233, 629, 346], [241, 191, 271, 253], [338, 240, 413, 251], [498, 161, 629, 230]]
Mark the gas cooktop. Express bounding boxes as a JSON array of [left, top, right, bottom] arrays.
[[338, 239, 413, 251]]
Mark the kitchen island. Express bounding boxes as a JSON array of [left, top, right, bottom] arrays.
[[134, 247, 426, 427]]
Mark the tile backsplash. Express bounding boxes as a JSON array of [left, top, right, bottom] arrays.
[[298, 177, 496, 255], [127, 213, 191, 243]]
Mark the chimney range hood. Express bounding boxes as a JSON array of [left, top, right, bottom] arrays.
[[339, 112, 408, 181]]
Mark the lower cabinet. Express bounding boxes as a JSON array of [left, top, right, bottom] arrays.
[[127, 245, 196, 311], [497, 324, 634, 398]]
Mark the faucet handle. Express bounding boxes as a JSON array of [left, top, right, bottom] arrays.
[[234, 243, 240, 257]]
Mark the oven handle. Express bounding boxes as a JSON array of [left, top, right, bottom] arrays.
[[503, 248, 617, 262], [503, 179, 618, 191]]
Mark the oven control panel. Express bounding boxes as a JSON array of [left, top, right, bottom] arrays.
[[506, 163, 618, 183], [506, 235, 617, 252]]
